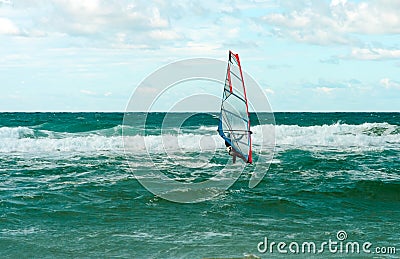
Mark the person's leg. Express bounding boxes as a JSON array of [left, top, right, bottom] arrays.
[[237, 152, 247, 163], [232, 155, 236, 164], [232, 148, 247, 163]]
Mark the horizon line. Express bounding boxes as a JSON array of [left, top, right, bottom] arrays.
[[0, 110, 399, 113]]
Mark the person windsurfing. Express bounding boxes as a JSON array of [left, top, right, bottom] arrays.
[[217, 51, 253, 164], [225, 139, 246, 164]]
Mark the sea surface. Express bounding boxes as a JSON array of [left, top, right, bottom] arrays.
[[1, 112, 399, 258]]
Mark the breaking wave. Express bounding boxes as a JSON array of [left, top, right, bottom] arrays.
[[0, 122, 399, 154]]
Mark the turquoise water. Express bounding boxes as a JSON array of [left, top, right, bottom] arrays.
[[1, 112, 399, 258]]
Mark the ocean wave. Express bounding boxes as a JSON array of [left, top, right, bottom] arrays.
[[0, 123, 399, 154], [0, 125, 135, 139], [270, 122, 400, 149], [0, 135, 124, 153], [0, 126, 35, 139]]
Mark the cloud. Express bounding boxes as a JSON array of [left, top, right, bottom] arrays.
[[350, 47, 400, 60], [261, 0, 400, 45], [0, 0, 270, 53], [1, 0, 173, 47], [148, 30, 181, 41], [0, 17, 20, 35], [302, 78, 365, 95], [380, 78, 400, 89], [315, 87, 335, 94], [264, 88, 274, 94], [80, 89, 96, 95], [80, 89, 114, 97], [51, 1, 170, 37], [0, 1, 275, 62], [304, 78, 354, 89]]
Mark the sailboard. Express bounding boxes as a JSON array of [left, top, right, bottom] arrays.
[[217, 50, 252, 163]]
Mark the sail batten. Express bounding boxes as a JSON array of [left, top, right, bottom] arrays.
[[218, 51, 252, 164], [221, 107, 248, 120]]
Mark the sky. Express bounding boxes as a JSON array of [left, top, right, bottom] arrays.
[[0, 0, 399, 112]]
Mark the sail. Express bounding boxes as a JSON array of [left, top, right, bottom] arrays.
[[218, 51, 252, 163]]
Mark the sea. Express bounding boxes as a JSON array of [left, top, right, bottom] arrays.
[[1, 112, 399, 258]]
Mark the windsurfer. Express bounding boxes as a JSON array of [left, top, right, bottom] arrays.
[[217, 51, 253, 164], [225, 140, 246, 164]]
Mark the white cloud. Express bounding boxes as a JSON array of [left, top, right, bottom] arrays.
[[55, 3, 169, 35], [61, 0, 104, 15], [264, 88, 274, 94], [1, 1, 171, 43], [80, 89, 96, 95], [315, 87, 335, 93], [350, 48, 400, 60], [0, 0, 267, 53], [148, 30, 181, 41], [380, 78, 400, 89], [0, 0, 269, 56], [330, 0, 400, 34], [0, 17, 20, 35], [304, 79, 352, 90], [261, 0, 400, 45], [148, 7, 169, 28]]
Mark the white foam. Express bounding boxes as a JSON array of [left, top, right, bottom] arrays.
[[0, 135, 124, 153], [0, 123, 399, 154], [269, 122, 400, 150], [0, 126, 35, 139], [1, 227, 43, 236], [124, 134, 223, 154]]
